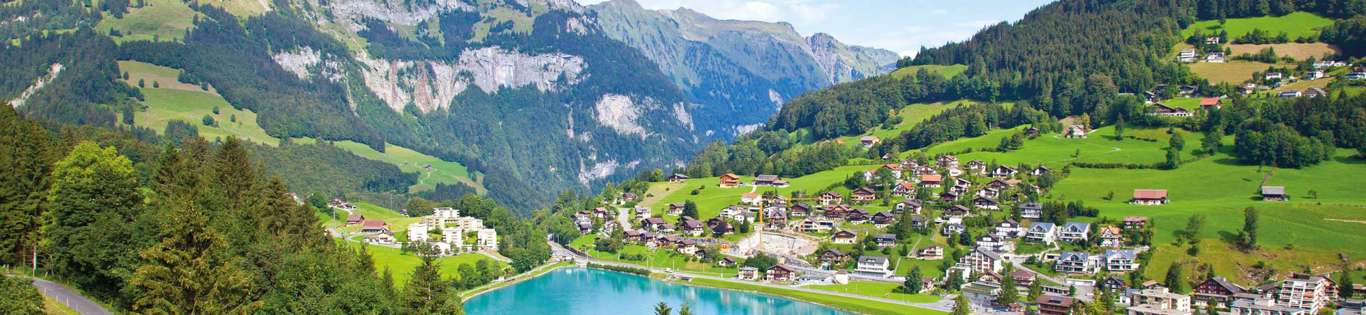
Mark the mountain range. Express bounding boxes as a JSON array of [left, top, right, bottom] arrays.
[[0, 0, 895, 210]]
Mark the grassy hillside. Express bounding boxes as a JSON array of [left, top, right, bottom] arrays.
[[889, 64, 967, 79], [833, 100, 968, 146], [1227, 43, 1340, 60], [344, 242, 506, 289], [331, 141, 485, 194], [1189, 60, 1280, 84], [96, 0, 201, 43], [921, 126, 1204, 168], [117, 61, 482, 193], [1181, 12, 1334, 40]]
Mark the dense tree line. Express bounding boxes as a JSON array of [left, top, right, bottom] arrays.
[[1194, 0, 1366, 19], [1, 28, 140, 127], [0, 106, 479, 313], [248, 141, 420, 196], [1320, 15, 1366, 57], [1201, 93, 1366, 167], [880, 103, 1053, 153], [768, 68, 999, 139], [0, 0, 95, 41]]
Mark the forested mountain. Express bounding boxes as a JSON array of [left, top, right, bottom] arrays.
[[0, 0, 891, 211], [591, 0, 898, 137], [681, 0, 1366, 178]]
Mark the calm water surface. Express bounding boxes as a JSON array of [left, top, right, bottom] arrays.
[[464, 268, 853, 315]]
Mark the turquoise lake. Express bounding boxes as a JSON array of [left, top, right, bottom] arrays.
[[464, 268, 854, 315]]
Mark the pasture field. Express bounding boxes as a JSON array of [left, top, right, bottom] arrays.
[[1181, 12, 1334, 40], [1189, 60, 1278, 84], [1227, 43, 1340, 61], [645, 164, 873, 221], [919, 126, 1204, 169], [889, 64, 968, 79], [96, 0, 199, 43]]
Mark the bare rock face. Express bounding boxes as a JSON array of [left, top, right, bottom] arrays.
[[358, 47, 587, 113], [593, 94, 651, 139]]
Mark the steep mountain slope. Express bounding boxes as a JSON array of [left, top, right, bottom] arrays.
[[589, 0, 898, 137]]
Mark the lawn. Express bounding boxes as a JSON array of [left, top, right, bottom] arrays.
[[686, 277, 946, 315], [806, 280, 939, 304], [343, 241, 506, 289], [337, 202, 422, 241], [920, 126, 1204, 169], [1189, 60, 1278, 84], [572, 235, 737, 277], [96, 0, 200, 43], [1181, 12, 1334, 40], [1162, 98, 1203, 111], [330, 141, 484, 194], [890, 64, 968, 79]]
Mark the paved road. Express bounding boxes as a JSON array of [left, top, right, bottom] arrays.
[[31, 278, 112, 315], [548, 241, 954, 313]]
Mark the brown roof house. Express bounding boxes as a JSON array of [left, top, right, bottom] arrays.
[[719, 173, 741, 188], [1131, 189, 1169, 205]]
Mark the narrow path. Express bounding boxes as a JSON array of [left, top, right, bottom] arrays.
[[548, 241, 952, 313], [30, 278, 112, 315]]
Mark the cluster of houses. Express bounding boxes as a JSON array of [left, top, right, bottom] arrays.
[[402, 207, 498, 256], [1178, 47, 1224, 64], [1005, 269, 1357, 315]]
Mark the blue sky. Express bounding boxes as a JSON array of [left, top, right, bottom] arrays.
[[576, 0, 1055, 56]]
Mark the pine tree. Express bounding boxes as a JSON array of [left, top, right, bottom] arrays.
[[997, 264, 1019, 306], [1165, 264, 1190, 294], [1114, 116, 1125, 140], [129, 198, 260, 314], [43, 142, 144, 297], [654, 302, 673, 315], [952, 294, 971, 315], [1240, 207, 1259, 250], [400, 256, 464, 315], [1169, 128, 1186, 150], [901, 266, 924, 293], [0, 105, 53, 267], [1340, 270, 1356, 299]]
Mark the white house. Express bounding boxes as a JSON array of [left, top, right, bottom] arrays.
[[1059, 222, 1091, 243], [856, 255, 893, 278], [1104, 249, 1139, 272], [408, 223, 430, 243], [1055, 252, 1097, 274], [1026, 222, 1058, 244]]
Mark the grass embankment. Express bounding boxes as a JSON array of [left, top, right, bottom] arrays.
[[685, 277, 946, 315], [342, 241, 506, 289], [119, 61, 481, 193], [570, 235, 737, 277], [1181, 12, 1334, 40], [461, 261, 573, 299], [42, 295, 78, 315], [806, 280, 940, 304]]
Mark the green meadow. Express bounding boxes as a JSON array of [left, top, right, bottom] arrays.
[[806, 280, 939, 304], [1181, 11, 1334, 40], [921, 125, 1205, 168], [96, 0, 201, 43], [343, 242, 506, 289], [330, 141, 485, 194], [685, 277, 946, 315], [890, 64, 968, 79]]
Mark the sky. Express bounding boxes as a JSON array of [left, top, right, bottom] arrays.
[[574, 0, 1055, 57]]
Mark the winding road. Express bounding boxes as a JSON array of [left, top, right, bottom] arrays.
[[547, 240, 955, 313]]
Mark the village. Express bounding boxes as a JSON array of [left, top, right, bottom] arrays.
[[557, 140, 1364, 315], [329, 200, 500, 257]]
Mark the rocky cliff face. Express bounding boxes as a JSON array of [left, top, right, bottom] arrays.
[[590, 0, 899, 138]]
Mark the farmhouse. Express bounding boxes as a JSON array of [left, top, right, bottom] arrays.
[[717, 257, 737, 267], [1123, 216, 1150, 229], [667, 173, 689, 182], [1065, 125, 1088, 138], [754, 174, 784, 187], [360, 220, 390, 234], [1037, 295, 1075, 315], [966, 160, 986, 174], [719, 173, 741, 187], [992, 165, 1018, 178], [1204, 52, 1225, 63], [642, 217, 674, 233], [859, 135, 880, 148], [1261, 186, 1287, 201], [1097, 225, 1124, 248], [1279, 90, 1302, 98], [680, 217, 705, 236], [892, 182, 916, 197], [945, 205, 971, 217], [1200, 97, 1221, 110], [896, 199, 923, 214], [1149, 104, 1192, 117], [346, 213, 365, 225], [820, 250, 850, 265], [1131, 189, 1169, 205], [668, 203, 686, 216], [917, 246, 944, 259]]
